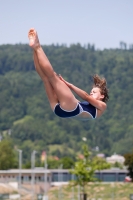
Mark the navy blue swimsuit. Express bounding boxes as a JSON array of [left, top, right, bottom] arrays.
[[54, 101, 97, 119]]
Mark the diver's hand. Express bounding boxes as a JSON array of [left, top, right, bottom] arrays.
[[59, 75, 72, 88]]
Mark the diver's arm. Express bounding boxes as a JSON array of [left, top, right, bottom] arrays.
[[70, 84, 106, 111], [59, 75, 106, 111]]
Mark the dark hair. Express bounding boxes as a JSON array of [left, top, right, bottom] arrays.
[[92, 74, 109, 103]]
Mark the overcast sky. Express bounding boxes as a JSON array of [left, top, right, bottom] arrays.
[[0, 0, 133, 49]]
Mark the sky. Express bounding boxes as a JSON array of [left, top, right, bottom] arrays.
[[0, 0, 133, 49]]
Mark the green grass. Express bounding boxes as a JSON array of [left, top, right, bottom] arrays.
[[48, 182, 133, 200]]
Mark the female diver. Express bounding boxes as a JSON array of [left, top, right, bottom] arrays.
[[28, 28, 109, 120]]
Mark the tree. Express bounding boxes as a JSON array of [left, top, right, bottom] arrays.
[[47, 159, 59, 169], [92, 156, 111, 171], [70, 145, 111, 200], [0, 140, 17, 169], [60, 157, 74, 169], [124, 151, 133, 182], [46, 156, 74, 169], [1, 43, 133, 160], [111, 161, 123, 169]]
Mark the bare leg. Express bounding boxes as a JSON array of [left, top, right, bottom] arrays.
[[33, 50, 58, 110], [28, 28, 78, 111], [33, 50, 50, 82]]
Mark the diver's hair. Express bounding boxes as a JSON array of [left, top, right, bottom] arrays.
[[92, 74, 109, 103]]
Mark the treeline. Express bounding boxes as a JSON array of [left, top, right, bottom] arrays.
[[0, 44, 133, 163]]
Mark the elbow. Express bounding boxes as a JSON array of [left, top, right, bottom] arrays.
[[100, 103, 107, 111]]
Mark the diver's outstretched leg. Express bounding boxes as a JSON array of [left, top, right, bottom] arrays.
[[28, 28, 78, 111], [33, 50, 58, 110]]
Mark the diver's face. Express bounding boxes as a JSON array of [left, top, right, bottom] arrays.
[[90, 87, 104, 101]]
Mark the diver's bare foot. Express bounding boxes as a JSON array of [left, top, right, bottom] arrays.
[[28, 28, 40, 49]]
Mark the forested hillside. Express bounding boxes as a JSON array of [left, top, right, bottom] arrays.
[[0, 43, 133, 162]]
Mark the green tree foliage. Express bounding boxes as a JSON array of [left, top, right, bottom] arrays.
[[0, 44, 133, 163], [70, 145, 111, 194], [92, 156, 111, 170], [47, 157, 74, 169], [0, 140, 17, 169], [124, 151, 133, 181], [59, 157, 74, 169], [111, 161, 123, 169]]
